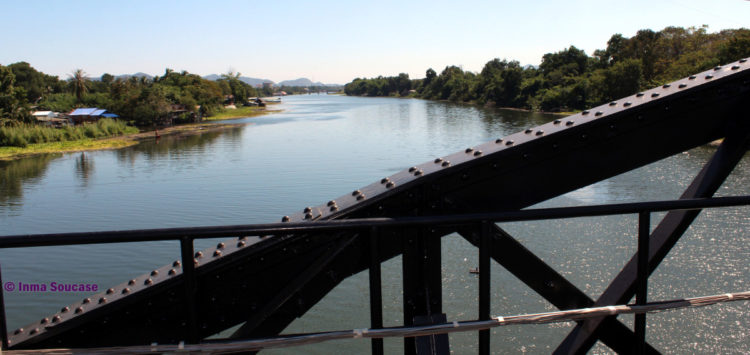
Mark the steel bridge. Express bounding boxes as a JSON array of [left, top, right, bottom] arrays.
[[1, 58, 749, 354]]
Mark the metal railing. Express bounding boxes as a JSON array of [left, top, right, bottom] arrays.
[[1, 195, 749, 353]]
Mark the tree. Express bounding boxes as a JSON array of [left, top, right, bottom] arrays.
[[0, 65, 31, 125], [69, 69, 89, 103]]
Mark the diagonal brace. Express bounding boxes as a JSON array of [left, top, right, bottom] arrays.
[[459, 226, 660, 354], [555, 127, 750, 354]]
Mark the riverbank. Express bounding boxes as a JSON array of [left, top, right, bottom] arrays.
[[203, 105, 280, 121], [0, 122, 251, 161]]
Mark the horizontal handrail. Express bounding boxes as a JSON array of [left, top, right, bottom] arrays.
[[3, 291, 747, 354], [0, 195, 749, 249]]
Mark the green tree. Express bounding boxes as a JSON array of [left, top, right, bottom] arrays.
[[69, 69, 89, 103], [0, 65, 31, 125]]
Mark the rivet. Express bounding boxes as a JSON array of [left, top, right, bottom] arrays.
[[495, 138, 504, 143], [327, 200, 336, 206], [679, 83, 687, 88], [414, 170, 423, 176], [462, 173, 469, 180], [731, 65, 740, 70], [740, 58, 747, 63], [281, 216, 290, 222], [408, 167, 417, 172], [505, 140, 514, 146], [552, 143, 559, 149], [106, 288, 114, 294], [473, 150, 482, 156], [581, 134, 588, 139], [194, 252, 202, 258], [522, 153, 529, 159], [356, 194, 365, 200], [30, 328, 39, 335], [689, 75, 696, 80], [173, 260, 181, 267], [465, 147, 474, 153], [609, 101, 616, 106], [553, 119, 561, 124], [636, 92, 644, 97], [303, 207, 312, 213], [128, 279, 136, 286], [304, 212, 313, 219], [662, 84, 671, 88], [535, 130, 544, 136], [194, 258, 199, 265], [433, 158, 443, 164], [705, 74, 714, 80], [14, 328, 23, 335], [329, 205, 338, 211], [623, 102, 632, 107], [637, 115, 644, 121], [714, 66, 721, 71], [144, 278, 153, 285], [386, 182, 395, 188], [610, 125, 616, 130], [75, 307, 84, 314], [168, 268, 177, 275], [352, 190, 361, 196], [61, 307, 69, 313], [151, 270, 159, 276], [82, 298, 91, 304], [122, 288, 130, 294], [213, 250, 222, 257], [595, 111, 603, 116], [651, 93, 659, 98], [565, 121, 574, 126], [40, 317, 49, 324], [524, 129, 532, 134], [441, 161, 451, 167], [216, 242, 225, 249], [52, 315, 61, 322], [582, 110, 590, 115], [99, 298, 107, 304]]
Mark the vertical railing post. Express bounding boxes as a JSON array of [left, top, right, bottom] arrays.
[[635, 212, 650, 354], [0, 264, 9, 350], [369, 227, 384, 355], [180, 237, 199, 344], [478, 221, 491, 355]]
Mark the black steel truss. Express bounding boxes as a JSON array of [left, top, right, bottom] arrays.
[[1, 58, 749, 353]]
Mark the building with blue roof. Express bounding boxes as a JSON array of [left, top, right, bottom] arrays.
[[68, 108, 119, 124]]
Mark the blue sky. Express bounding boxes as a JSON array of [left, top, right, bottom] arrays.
[[1, 0, 748, 84]]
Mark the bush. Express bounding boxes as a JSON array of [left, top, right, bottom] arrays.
[[0, 119, 138, 147]]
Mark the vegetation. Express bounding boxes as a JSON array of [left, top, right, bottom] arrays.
[[0, 118, 138, 147], [345, 26, 750, 112], [204, 106, 270, 121]]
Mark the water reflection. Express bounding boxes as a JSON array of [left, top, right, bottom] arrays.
[[74, 152, 94, 187], [115, 127, 242, 165], [0, 154, 58, 213]]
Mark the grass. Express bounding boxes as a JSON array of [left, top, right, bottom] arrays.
[[204, 106, 272, 121], [0, 119, 139, 147], [0, 137, 137, 160]]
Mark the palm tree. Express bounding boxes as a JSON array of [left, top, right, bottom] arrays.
[[70, 69, 89, 103]]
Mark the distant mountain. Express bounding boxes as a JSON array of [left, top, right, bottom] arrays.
[[277, 78, 327, 87], [202, 74, 275, 87], [114, 72, 153, 80]]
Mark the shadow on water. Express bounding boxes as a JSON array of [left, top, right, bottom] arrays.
[[0, 154, 59, 213]]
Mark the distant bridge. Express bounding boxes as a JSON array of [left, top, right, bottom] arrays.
[[1, 58, 749, 354]]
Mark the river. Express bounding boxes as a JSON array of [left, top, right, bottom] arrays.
[[0, 95, 747, 353]]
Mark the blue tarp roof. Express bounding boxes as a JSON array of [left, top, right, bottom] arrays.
[[101, 113, 119, 118], [69, 108, 99, 116]]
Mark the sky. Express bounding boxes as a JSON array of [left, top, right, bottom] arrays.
[[1, 0, 748, 84]]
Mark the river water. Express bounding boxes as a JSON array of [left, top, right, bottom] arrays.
[[0, 95, 747, 353]]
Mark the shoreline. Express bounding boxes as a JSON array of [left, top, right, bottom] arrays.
[[0, 110, 282, 161]]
